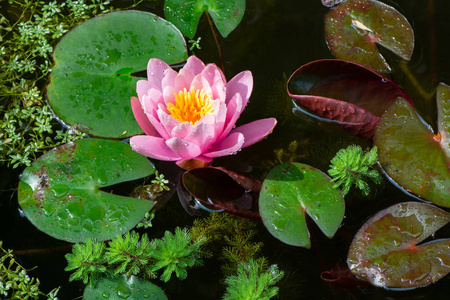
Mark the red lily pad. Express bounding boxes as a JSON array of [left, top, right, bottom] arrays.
[[287, 59, 412, 139], [182, 167, 261, 220], [347, 202, 450, 289], [324, 0, 414, 73], [259, 163, 345, 248], [374, 88, 450, 207]]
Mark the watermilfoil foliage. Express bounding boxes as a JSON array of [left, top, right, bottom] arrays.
[[130, 56, 277, 167]]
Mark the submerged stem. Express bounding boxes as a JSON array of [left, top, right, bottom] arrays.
[[205, 11, 225, 73]]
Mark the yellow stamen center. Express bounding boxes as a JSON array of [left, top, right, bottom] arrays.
[[167, 88, 214, 125]]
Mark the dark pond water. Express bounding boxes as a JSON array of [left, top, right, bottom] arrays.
[[1, 0, 450, 299]]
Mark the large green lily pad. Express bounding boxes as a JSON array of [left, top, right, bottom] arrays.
[[324, 0, 414, 73], [18, 138, 155, 243], [47, 11, 187, 138], [374, 91, 450, 207], [83, 275, 167, 300], [348, 202, 450, 289], [259, 163, 345, 248], [164, 0, 245, 38]]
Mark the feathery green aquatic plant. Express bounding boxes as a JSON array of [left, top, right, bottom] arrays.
[[0, 242, 59, 299], [328, 145, 382, 196], [65, 228, 205, 285], [190, 212, 263, 276], [222, 259, 284, 300]]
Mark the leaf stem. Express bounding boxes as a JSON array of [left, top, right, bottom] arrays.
[[205, 11, 225, 73]]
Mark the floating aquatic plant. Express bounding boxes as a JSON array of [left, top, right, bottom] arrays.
[[328, 145, 382, 196]]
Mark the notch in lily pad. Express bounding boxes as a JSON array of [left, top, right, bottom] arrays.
[[374, 83, 450, 207], [287, 59, 413, 139], [259, 163, 345, 248], [17, 138, 155, 243], [348, 202, 450, 289], [164, 0, 245, 38], [324, 0, 414, 73], [47, 11, 187, 138]]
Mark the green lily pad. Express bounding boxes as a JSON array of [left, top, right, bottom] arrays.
[[164, 0, 245, 38], [348, 202, 450, 289], [47, 11, 187, 138], [259, 163, 345, 248], [83, 275, 167, 300], [17, 138, 155, 243], [374, 93, 450, 207], [324, 0, 414, 73]]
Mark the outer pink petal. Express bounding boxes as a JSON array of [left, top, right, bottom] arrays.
[[218, 93, 243, 141], [183, 56, 206, 76], [226, 71, 253, 108], [166, 138, 202, 159], [184, 122, 216, 151], [147, 59, 172, 90], [130, 96, 159, 137], [130, 135, 180, 161], [231, 118, 277, 148], [190, 74, 212, 96], [146, 111, 170, 140], [141, 88, 163, 117], [203, 132, 245, 158], [201, 64, 226, 87]]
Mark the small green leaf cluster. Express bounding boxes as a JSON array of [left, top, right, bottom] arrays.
[[328, 145, 382, 196], [190, 213, 263, 276], [0, 241, 59, 300], [65, 228, 205, 285], [222, 259, 284, 300], [0, 0, 142, 168]]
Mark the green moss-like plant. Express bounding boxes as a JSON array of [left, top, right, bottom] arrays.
[[65, 228, 205, 285], [0, 241, 59, 299], [328, 145, 382, 196], [190, 212, 263, 276], [222, 259, 284, 300]]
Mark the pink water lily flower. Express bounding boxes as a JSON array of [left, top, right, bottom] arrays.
[[130, 56, 277, 167]]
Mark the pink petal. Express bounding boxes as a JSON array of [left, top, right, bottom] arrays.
[[162, 86, 177, 106], [157, 108, 180, 137], [184, 122, 216, 151], [136, 80, 151, 99], [174, 69, 195, 92], [141, 88, 163, 116], [211, 79, 226, 101], [183, 56, 206, 76], [130, 135, 180, 161], [161, 67, 178, 91], [218, 93, 243, 141], [204, 132, 245, 158], [201, 64, 226, 87], [166, 137, 202, 159], [226, 71, 253, 107], [146, 111, 170, 140], [171, 122, 193, 139], [211, 102, 227, 140], [231, 118, 277, 148], [147, 59, 172, 90], [190, 74, 212, 96], [130, 96, 159, 137]]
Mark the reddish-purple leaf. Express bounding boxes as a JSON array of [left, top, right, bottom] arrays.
[[182, 167, 261, 220], [347, 202, 450, 289], [287, 59, 412, 139], [324, 0, 414, 73]]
